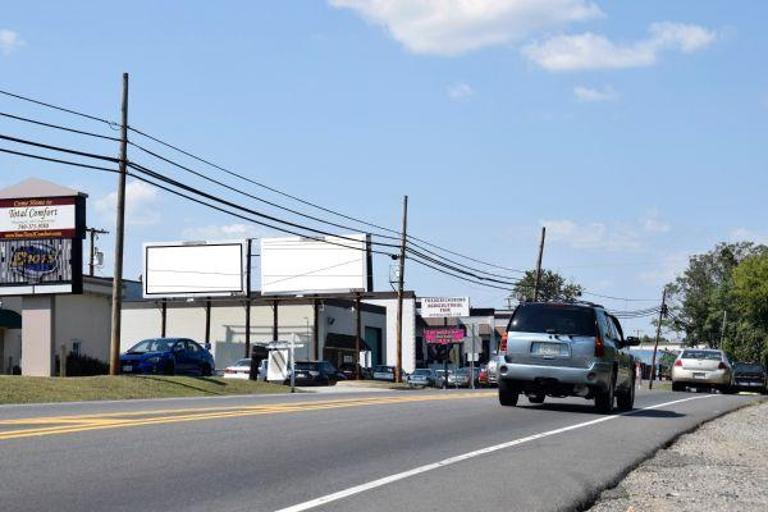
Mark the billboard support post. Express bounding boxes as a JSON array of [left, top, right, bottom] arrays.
[[272, 300, 279, 341], [109, 72, 129, 376], [205, 299, 211, 347], [161, 299, 167, 338], [395, 195, 408, 384], [355, 293, 361, 380], [244, 238, 252, 358]]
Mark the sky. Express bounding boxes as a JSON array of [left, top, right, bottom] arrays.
[[1, 1, 767, 337]]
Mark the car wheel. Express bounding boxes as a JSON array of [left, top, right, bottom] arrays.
[[163, 361, 175, 376], [595, 376, 615, 414], [201, 363, 212, 377], [498, 380, 520, 407], [672, 381, 685, 392], [527, 393, 545, 404], [616, 374, 635, 411]]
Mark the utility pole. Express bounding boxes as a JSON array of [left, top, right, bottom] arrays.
[[109, 72, 129, 376], [720, 310, 727, 349], [470, 324, 476, 390], [395, 195, 408, 384], [85, 227, 109, 276], [533, 226, 546, 302], [355, 293, 362, 380], [649, 287, 668, 390]]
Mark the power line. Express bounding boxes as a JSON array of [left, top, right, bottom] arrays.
[[409, 257, 515, 292], [582, 291, 660, 302], [0, 146, 118, 174], [0, 111, 120, 141], [406, 246, 520, 286], [0, 133, 119, 163], [0, 88, 115, 126]]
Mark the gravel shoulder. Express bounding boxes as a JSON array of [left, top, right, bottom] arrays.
[[588, 398, 768, 512]]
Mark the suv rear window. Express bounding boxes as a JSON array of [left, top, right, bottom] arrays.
[[507, 304, 597, 337], [734, 363, 764, 373]]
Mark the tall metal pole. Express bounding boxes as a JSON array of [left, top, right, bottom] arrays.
[[355, 293, 362, 380], [108, 73, 129, 376], [395, 195, 408, 383], [533, 226, 546, 302], [649, 287, 667, 390]]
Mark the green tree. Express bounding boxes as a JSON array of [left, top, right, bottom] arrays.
[[511, 269, 583, 303], [728, 253, 768, 362]]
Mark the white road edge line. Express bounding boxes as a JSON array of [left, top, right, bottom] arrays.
[[274, 395, 715, 512]]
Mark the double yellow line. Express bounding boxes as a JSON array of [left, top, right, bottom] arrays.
[[0, 391, 494, 442]]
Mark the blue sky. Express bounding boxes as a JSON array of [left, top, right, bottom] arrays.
[[1, 1, 766, 336]]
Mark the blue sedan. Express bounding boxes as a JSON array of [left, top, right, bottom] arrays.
[[119, 338, 215, 376]]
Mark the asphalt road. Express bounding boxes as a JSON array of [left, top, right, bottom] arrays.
[[0, 387, 758, 512]]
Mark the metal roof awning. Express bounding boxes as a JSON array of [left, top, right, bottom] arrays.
[[325, 333, 372, 352]]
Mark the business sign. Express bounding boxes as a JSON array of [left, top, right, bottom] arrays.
[[260, 234, 370, 295], [0, 238, 82, 295], [424, 327, 465, 345], [420, 297, 470, 318], [0, 196, 84, 240], [143, 241, 247, 298]]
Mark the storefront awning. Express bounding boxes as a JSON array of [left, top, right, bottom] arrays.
[[0, 309, 21, 329], [325, 333, 372, 352]]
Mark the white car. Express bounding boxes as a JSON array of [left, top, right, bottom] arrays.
[[223, 358, 252, 379], [672, 349, 733, 393]]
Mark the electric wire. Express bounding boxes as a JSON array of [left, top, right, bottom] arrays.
[[0, 111, 120, 141], [0, 88, 115, 126], [0, 133, 119, 163], [0, 146, 119, 174]]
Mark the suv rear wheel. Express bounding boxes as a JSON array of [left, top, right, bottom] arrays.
[[616, 374, 635, 411], [595, 377, 615, 414], [498, 380, 520, 407]]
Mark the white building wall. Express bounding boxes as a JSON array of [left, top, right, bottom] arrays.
[[54, 293, 112, 363], [364, 297, 416, 373]]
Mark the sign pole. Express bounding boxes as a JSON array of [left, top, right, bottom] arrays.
[[109, 72, 129, 376], [290, 333, 296, 393]]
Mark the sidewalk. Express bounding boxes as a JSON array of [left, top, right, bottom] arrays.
[[589, 398, 768, 512]]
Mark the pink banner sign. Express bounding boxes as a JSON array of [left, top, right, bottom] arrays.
[[424, 327, 465, 345]]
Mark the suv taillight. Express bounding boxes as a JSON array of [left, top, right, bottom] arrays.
[[500, 333, 508, 353], [718, 362, 727, 370], [594, 335, 604, 358], [674, 359, 683, 367]]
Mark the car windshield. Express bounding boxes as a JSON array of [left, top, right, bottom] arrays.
[[375, 366, 393, 373], [127, 339, 175, 354], [295, 362, 319, 371], [734, 363, 764, 373], [681, 350, 722, 361], [507, 304, 597, 336]]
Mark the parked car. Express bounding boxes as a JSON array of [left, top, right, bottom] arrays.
[[497, 302, 639, 412], [223, 358, 253, 379], [448, 368, 472, 388], [120, 338, 215, 376], [339, 363, 372, 380], [435, 369, 447, 388], [671, 349, 734, 393], [407, 368, 437, 387], [372, 365, 406, 381], [478, 365, 489, 387], [287, 361, 345, 386], [732, 362, 767, 393]]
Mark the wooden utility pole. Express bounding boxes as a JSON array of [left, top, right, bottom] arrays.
[[395, 195, 408, 383], [533, 226, 546, 302], [649, 287, 667, 390], [108, 72, 129, 376], [355, 293, 362, 380], [86, 227, 109, 276]]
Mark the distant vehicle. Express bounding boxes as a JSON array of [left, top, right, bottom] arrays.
[[407, 368, 437, 387], [447, 368, 471, 388], [732, 362, 767, 393], [372, 365, 405, 382], [671, 349, 734, 393], [435, 369, 447, 388], [223, 358, 252, 380], [288, 361, 345, 386], [497, 302, 639, 413], [485, 357, 501, 387], [478, 365, 489, 387], [120, 338, 215, 376]]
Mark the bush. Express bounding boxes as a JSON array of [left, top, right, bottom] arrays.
[[66, 352, 109, 376]]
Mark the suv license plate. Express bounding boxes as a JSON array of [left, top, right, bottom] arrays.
[[532, 342, 568, 357]]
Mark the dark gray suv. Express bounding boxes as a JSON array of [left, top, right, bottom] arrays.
[[497, 302, 639, 413]]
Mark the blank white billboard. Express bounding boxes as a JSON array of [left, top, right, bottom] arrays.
[[143, 241, 246, 298], [260, 234, 368, 295]]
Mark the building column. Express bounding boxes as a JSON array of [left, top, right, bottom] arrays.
[[21, 295, 56, 376]]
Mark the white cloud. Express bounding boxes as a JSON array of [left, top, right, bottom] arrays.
[[637, 252, 689, 285], [574, 85, 618, 102], [329, 0, 602, 56], [730, 227, 768, 244], [543, 219, 641, 252], [182, 223, 263, 241], [446, 82, 474, 100], [0, 29, 24, 56], [95, 180, 160, 226], [641, 209, 671, 233], [522, 21, 717, 71]]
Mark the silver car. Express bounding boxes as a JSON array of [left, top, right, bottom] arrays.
[[497, 302, 639, 413], [671, 349, 733, 393]]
